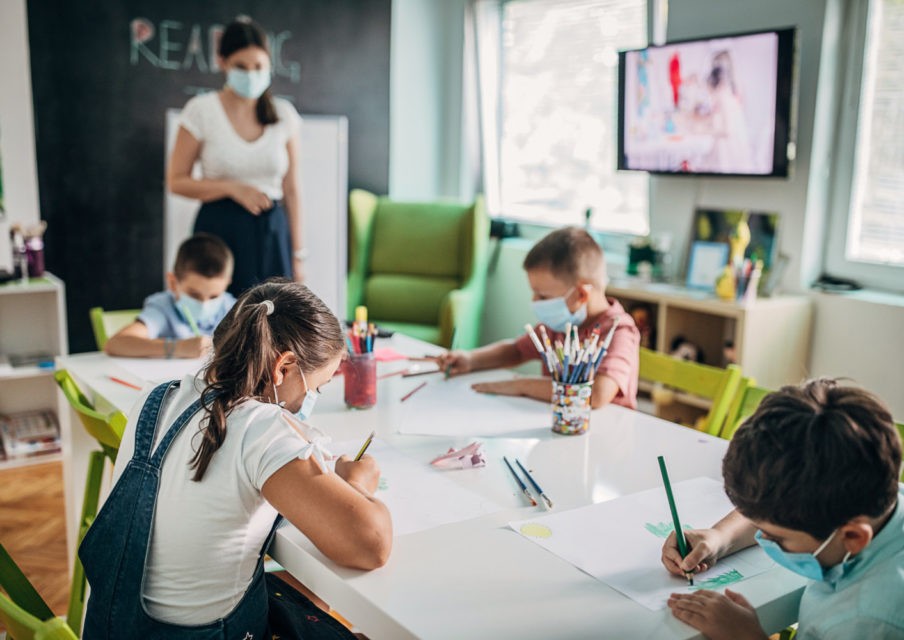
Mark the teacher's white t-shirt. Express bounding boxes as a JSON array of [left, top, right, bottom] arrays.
[[111, 374, 322, 625], [178, 92, 301, 200]]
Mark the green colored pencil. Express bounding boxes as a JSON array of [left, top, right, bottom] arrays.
[[658, 455, 694, 586]]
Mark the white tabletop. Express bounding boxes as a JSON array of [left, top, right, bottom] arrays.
[[57, 335, 805, 639]]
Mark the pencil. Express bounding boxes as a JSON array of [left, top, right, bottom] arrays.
[[400, 381, 427, 402], [108, 375, 142, 391], [401, 367, 443, 378], [503, 456, 537, 506], [515, 459, 553, 510], [354, 430, 375, 461], [658, 455, 694, 585]]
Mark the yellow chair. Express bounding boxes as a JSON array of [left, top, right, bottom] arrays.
[[721, 378, 772, 440], [54, 369, 126, 636], [89, 306, 140, 350], [639, 347, 742, 437], [0, 544, 78, 640]]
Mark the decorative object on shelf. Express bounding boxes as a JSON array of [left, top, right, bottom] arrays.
[[629, 304, 656, 350], [8, 221, 47, 279], [0, 409, 60, 460], [687, 241, 728, 292], [669, 335, 705, 363], [627, 235, 670, 281]]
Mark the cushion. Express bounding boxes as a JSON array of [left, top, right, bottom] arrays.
[[368, 201, 472, 277], [375, 321, 442, 346], [364, 274, 458, 325]]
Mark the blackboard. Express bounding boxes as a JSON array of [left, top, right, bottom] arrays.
[[27, 0, 391, 352]]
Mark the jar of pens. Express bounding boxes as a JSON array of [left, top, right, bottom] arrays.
[[344, 306, 377, 410], [523, 318, 620, 436]]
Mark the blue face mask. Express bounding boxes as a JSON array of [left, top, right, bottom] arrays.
[[177, 294, 226, 331], [530, 288, 587, 332], [754, 529, 849, 582], [273, 365, 318, 421], [226, 68, 271, 99]]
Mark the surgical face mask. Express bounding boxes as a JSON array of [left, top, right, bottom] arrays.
[[530, 288, 587, 332], [755, 529, 850, 582], [226, 68, 271, 99], [177, 294, 226, 331], [272, 365, 318, 421]]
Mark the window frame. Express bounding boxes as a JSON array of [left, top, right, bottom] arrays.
[[824, 0, 904, 292]]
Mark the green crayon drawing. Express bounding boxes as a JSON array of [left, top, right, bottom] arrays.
[[691, 569, 744, 590], [644, 521, 692, 539], [378, 477, 389, 491]]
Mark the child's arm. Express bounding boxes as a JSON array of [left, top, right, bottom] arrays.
[[104, 321, 211, 359], [434, 340, 528, 376], [262, 454, 392, 570], [661, 509, 757, 577]]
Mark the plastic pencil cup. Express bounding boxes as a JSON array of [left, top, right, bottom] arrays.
[[551, 380, 594, 435], [344, 352, 376, 409]]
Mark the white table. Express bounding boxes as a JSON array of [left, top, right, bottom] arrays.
[[56, 335, 805, 639]]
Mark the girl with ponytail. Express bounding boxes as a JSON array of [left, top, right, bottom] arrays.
[[80, 281, 389, 639], [167, 17, 307, 296]]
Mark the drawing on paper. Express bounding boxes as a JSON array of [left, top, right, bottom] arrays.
[[378, 477, 389, 491], [691, 568, 745, 590], [644, 521, 692, 539], [520, 523, 553, 538]]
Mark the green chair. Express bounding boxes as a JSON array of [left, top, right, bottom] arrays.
[[721, 378, 772, 440], [0, 544, 78, 640], [347, 189, 490, 349], [639, 347, 743, 437], [89, 306, 140, 350], [54, 369, 126, 636]]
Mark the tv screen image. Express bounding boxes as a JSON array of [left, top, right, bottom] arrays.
[[618, 28, 795, 177]]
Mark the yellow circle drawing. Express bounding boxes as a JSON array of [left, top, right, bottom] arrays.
[[520, 523, 552, 538]]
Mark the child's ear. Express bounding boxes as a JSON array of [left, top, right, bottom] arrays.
[[165, 272, 179, 294], [575, 283, 592, 303], [840, 519, 874, 556]]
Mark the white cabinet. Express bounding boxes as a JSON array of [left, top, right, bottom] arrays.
[[0, 273, 68, 469]]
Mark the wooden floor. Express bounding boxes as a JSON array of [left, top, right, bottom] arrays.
[[0, 460, 70, 617]]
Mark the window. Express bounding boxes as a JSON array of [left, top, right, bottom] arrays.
[[477, 0, 649, 234], [826, 0, 904, 290]]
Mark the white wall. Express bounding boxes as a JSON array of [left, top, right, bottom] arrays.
[[0, 0, 41, 226]]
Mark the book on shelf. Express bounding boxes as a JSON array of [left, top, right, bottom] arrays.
[[0, 409, 60, 460]]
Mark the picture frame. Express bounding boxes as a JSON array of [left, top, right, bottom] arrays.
[[686, 241, 729, 291]]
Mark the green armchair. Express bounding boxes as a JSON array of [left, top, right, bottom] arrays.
[[347, 189, 489, 349]]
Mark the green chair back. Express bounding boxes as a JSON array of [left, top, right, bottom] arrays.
[[89, 306, 140, 350], [347, 189, 489, 349], [0, 544, 78, 640], [53, 369, 126, 636], [639, 347, 742, 437], [722, 378, 772, 440]]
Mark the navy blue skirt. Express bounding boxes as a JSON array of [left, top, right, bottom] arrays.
[[194, 198, 292, 297]]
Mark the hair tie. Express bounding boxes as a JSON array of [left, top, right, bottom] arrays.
[[260, 300, 275, 316]]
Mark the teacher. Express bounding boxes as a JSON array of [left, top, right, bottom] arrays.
[[167, 17, 305, 296]]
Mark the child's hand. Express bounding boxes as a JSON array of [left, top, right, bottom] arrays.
[[471, 379, 523, 397], [661, 528, 727, 577], [335, 454, 381, 495], [176, 336, 213, 359], [668, 589, 766, 640], [433, 351, 472, 377]]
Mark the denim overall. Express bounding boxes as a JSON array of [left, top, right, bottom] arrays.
[[79, 382, 279, 640]]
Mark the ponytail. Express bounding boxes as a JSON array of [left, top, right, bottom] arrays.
[[189, 280, 345, 481], [256, 88, 279, 126]]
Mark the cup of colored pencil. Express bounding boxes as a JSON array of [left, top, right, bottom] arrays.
[[523, 318, 620, 435], [344, 306, 377, 409]]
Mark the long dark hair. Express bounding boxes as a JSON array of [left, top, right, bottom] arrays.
[[190, 280, 345, 481], [219, 17, 279, 126]]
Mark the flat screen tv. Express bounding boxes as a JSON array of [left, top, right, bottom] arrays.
[[617, 28, 796, 177]]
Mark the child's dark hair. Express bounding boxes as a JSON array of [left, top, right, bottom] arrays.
[[523, 227, 606, 286], [219, 17, 279, 126], [723, 378, 902, 539], [190, 280, 345, 481], [174, 233, 233, 279]]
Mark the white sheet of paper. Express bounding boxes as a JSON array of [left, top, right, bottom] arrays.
[[328, 439, 502, 536], [110, 356, 207, 384], [509, 477, 773, 610], [396, 370, 551, 437]]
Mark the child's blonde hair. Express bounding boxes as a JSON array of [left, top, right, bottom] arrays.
[[522, 226, 607, 287], [190, 279, 345, 481]]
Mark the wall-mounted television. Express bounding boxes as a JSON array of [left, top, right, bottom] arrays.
[[617, 28, 796, 177]]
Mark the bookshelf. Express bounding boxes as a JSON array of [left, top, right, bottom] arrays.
[[0, 273, 68, 469], [608, 278, 812, 425]]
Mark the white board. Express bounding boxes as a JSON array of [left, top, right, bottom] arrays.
[[164, 110, 348, 317]]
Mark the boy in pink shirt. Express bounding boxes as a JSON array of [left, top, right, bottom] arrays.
[[437, 227, 639, 409]]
